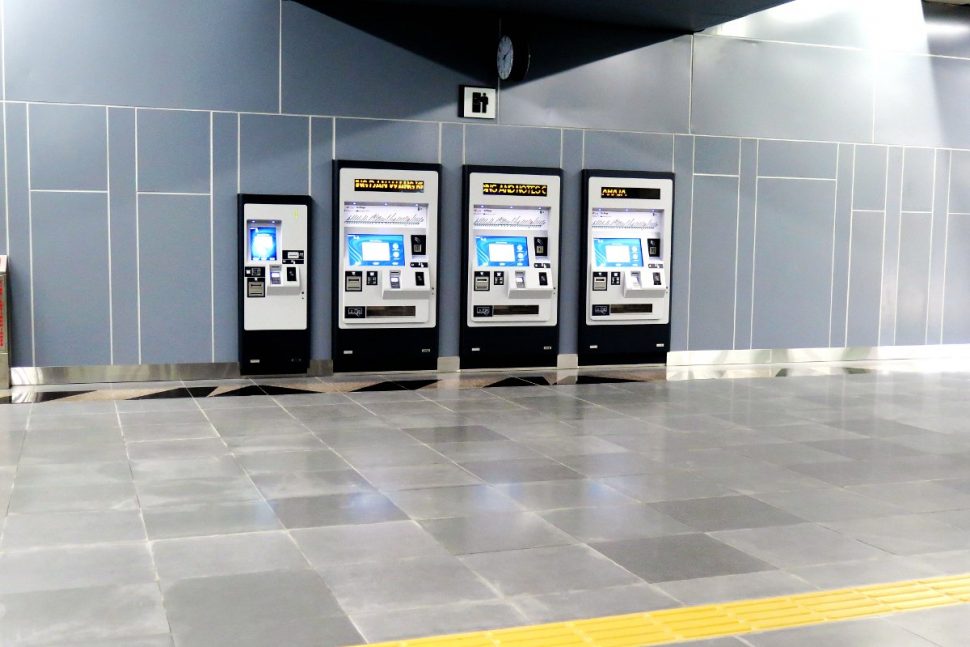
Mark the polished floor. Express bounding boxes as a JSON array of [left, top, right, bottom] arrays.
[[1, 363, 970, 645]]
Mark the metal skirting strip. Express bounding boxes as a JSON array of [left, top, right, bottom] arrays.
[[666, 343, 970, 367], [10, 359, 333, 386], [357, 572, 970, 647]]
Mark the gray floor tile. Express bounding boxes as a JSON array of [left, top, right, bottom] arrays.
[[403, 425, 507, 443], [224, 433, 327, 454], [163, 571, 358, 647], [711, 523, 888, 568], [19, 441, 130, 466], [9, 482, 138, 513], [461, 544, 641, 596], [460, 458, 584, 484], [143, 500, 282, 539], [823, 513, 970, 555], [122, 422, 218, 442], [211, 419, 310, 438], [510, 583, 678, 623], [555, 452, 661, 477], [1, 510, 145, 550], [591, 534, 773, 583], [540, 504, 692, 542], [751, 487, 905, 522], [384, 484, 524, 519], [321, 554, 498, 614], [130, 456, 244, 482], [731, 442, 852, 465], [847, 480, 970, 513], [745, 617, 939, 646], [152, 531, 308, 581], [651, 495, 806, 531], [338, 444, 450, 468], [234, 449, 349, 473], [250, 468, 375, 499], [655, 570, 812, 605], [0, 583, 169, 645], [352, 600, 526, 643], [888, 604, 970, 647], [135, 476, 261, 508], [420, 511, 576, 555], [292, 520, 451, 568], [432, 440, 543, 462], [0, 543, 156, 594], [125, 438, 227, 461], [597, 471, 735, 502], [788, 555, 938, 588], [494, 479, 637, 511], [13, 461, 133, 487], [523, 437, 630, 457], [358, 464, 481, 490], [268, 492, 408, 528]]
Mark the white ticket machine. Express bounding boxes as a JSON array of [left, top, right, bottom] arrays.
[[238, 195, 311, 375], [334, 161, 440, 371], [579, 171, 674, 365], [461, 166, 562, 368]]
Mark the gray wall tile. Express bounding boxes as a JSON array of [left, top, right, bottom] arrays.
[[752, 179, 836, 349], [6, 0, 278, 111], [583, 131, 673, 173], [309, 117, 334, 360], [0, 100, 7, 254], [757, 140, 838, 179], [894, 212, 931, 346], [733, 138, 758, 349], [853, 146, 887, 211], [108, 107, 139, 365], [334, 119, 438, 165], [438, 124, 463, 358], [688, 175, 739, 351], [950, 151, 970, 215], [281, 2, 489, 121], [943, 214, 970, 343], [501, 36, 691, 133], [239, 115, 309, 196], [846, 211, 884, 347], [926, 150, 951, 344], [694, 137, 740, 176], [880, 148, 904, 345], [6, 103, 32, 367], [31, 192, 111, 366], [692, 36, 873, 142], [29, 104, 107, 191], [137, 110, 210, 194], [830, 143, 853, 348], [138, 195, 212, 363], [212, 113, 239, 363], [464, 125, 561, 168], [874, 53, 970, 149], [559, 130, 583, 356], [901, 148, 935, 213], [670, 135, 693, 351]]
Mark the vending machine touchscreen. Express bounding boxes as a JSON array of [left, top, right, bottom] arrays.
[[579, 171, 674, 365], [461, 166, 562, 369], [334, 161, 441, 372], [238, 195, 310, 375]]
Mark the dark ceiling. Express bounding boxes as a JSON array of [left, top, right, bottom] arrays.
[[297, 0, 791, 81]]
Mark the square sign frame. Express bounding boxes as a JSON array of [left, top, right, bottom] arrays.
[[459, 85, 497, 119]]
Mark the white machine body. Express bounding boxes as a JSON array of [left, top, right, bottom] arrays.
[[466, 172, 560, 327], [585, 176, 673, 326], [337, 168, 438, 329], [242, 202, 308, 331]]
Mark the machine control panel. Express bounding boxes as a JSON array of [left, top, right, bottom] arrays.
[[465, 171, 561, 328]]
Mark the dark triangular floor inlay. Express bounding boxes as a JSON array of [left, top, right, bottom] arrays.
[[518, 376, 551, 385], [352, 381, 407, 392], [30, 390, 94, 402], [185, 386, 219, 398], [257, 385, 320, 396], [485, 377, 535, 388], [212, 385, 267, 397], [392, 379, 439, 390], [572, 375, 637, 384], [132, 387, 217, 400]]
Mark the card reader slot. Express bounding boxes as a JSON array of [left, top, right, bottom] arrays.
[[609, 304, 654, 314], [493, 305, 540, 316], [365, 306, 416, 317]]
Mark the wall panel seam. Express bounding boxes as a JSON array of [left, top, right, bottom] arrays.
[[209, 111, 215, 362], [134, 108, 142, 363], [892, 148, 906, 344], [844, 144, 856, 345], [940, 152, 953, 343], [685, 136, 696, 347], [106, 107, 113, 364], [749, 140, 760, 349], [25, 104, 34, 364], [877, 147, 890, 346], [827, 143, 841, 347], [923, 150, 938, 344]]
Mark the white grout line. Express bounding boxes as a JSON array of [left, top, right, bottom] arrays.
[[891, 148, 906, 345], [876, 147, 891, 347], [308, 117, 313, 194], [236, 113, 241, 190], [844, 144, 857, 346], [106, 107, 114, 364], [871, 54, 878, 145], [135, 108, 142, 364], [827, 144, 841, 348], [29, 189, 108, 193], [209, 112, 215, 362], [277, 0, 283, 114], [923, 151, 939, 345], [687, 35, 694, 134], [757, 175, 837, 182], [749, 140, 760, 349], [436, 122, 442, 165], [559, 129, 563, 168], [135, 191, 209, 196], [25, 104, 34, 365], [685, 136, 696, 348], [2, 99, 8, 256], [731, 164, 741, 350], [694, 172, 739, 178], [939, 152, 954, 344]]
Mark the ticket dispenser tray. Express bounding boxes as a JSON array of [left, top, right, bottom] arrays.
[[622, 270, 664, 298]]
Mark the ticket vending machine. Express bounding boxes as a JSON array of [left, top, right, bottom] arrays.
[[238, 194, 311, 375], [461, 166, 562, 368], [333, 161, 441, 371], [579, 170, 674, 365]]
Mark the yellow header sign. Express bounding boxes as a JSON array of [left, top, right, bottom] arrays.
[[354, 178, 425, 193], [482, 183, 548, 197]]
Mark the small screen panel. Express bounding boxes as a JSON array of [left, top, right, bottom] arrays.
[[593, 238, 644, 268], [590, 208, 663, 233], [476, 236, 530, 268], [249, 226, 278, 262], [347, 234, 405, 267]]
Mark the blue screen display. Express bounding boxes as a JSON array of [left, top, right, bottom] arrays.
[[593, 238, 643, 268], [249, 226, 278, 261], [476, 236, 529, 268], [347, 234, 405, 267]]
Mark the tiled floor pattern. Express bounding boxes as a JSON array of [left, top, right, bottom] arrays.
[[1, 367, 970, 645]]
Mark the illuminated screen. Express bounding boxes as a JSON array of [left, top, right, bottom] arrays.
[[593, 238, 643, 268], [476, 236, 529, 268], [347, 234, 404, 267], [249, 226, 278, 261]]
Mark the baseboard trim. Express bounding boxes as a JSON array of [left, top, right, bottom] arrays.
[[666, 344, 970, 367]]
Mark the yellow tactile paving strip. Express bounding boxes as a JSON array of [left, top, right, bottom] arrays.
[[356, 573, 970, 647]]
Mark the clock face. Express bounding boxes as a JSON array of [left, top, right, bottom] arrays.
[[497, 35, 514, 80]]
